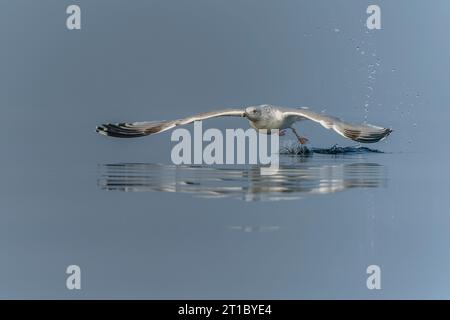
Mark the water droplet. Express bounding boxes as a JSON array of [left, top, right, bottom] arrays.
[[413, 123, 417, 127], [334, 28, 340, 33], [391, 68, 396, 72], [416, 93, 420, 98], [361, 51, 365, 55]]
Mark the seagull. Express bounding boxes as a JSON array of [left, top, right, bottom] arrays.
[[96, 104, 392, 144]]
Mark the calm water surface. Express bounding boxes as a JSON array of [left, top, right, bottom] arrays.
[[1, 151, 449, 299]]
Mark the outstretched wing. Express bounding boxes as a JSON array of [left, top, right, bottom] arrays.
[[282, 107, 393, 143], [96, 108, 245, 138]]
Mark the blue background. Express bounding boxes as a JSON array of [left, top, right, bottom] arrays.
[[1, 0, 449, 298]]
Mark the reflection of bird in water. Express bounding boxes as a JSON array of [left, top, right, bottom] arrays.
[[96, 104, 392, 144], [98, 161, 386, 202]]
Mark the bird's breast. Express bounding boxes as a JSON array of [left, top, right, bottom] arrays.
[[248, 111, 288, 130]]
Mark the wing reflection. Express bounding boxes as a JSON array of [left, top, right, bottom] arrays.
[[98, 159, 386, 201]]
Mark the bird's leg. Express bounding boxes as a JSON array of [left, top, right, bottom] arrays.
[[290, 127, 309, 145]]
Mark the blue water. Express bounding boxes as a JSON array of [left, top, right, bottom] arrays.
[[2, 148, 449, 298], [1, 0, 450, 299]]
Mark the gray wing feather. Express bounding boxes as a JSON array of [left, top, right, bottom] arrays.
[[283, 107, 393, 143], [97, 109, 245, 138]]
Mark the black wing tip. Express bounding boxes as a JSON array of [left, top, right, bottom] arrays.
[[381, 127, 394, 139], [343, 127, 393, 143], [96, 125, 106, 132], [95, 123, 147, 138]]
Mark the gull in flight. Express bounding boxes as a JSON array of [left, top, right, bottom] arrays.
[[96, 104, 392, 144]]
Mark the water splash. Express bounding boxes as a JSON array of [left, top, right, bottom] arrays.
[[280, 144, 384, 155]]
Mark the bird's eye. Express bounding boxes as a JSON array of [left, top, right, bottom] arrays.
[[252, 109, 257, 113]]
